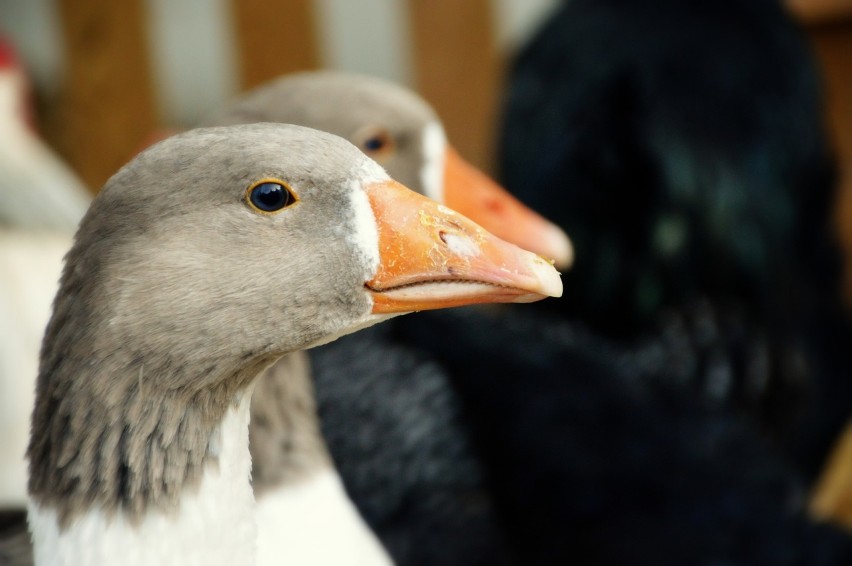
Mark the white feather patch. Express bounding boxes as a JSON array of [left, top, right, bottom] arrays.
[[347, 158, 389, 277], [28, 393, 257, 566], [255, 468, 392, 566]]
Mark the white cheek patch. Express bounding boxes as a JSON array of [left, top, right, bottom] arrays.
[[347, 158, 388, 276], [420, 121, 446, 202]]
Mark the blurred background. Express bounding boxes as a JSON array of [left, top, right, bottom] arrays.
[[2, 0, 852, 561], [0, 0, 851, 296], [0, 0, 559, 187]]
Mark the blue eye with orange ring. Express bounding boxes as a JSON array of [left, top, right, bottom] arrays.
[[363, 135, 387, 152], [354, 126, 395, 161], [246, 179, 298, 214]]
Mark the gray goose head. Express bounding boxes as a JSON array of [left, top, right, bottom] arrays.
[[26, 123, 560, 565], [204, 71, 573, 269]]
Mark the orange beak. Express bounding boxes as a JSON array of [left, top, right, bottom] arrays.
[[443, 146, 573, 270], [365, 180, 563, 314]]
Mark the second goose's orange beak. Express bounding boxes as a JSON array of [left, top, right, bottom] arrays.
[[443, 147, 573, 270], [364, 180, 562, 314]]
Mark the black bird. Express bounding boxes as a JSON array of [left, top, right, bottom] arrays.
[[397, 307, 852, 565], [352, 0, 852, 562], [498, 0, 852, 480], [305, 1, 852, 563], [313, 323, 512, 565]]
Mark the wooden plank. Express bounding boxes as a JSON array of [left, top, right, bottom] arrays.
[[407, 0, 503, 173], [230, 0, 320, 91], [811, 420, 852, 530], [46, 0, 158, 192], [801, 24, 852, 304], [787, 0, 852, 26], [806, 20, 852, 530]]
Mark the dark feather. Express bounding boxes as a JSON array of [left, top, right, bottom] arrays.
[[395, 308, 852, 565], [498, 0, 852, 479], [307, 1, 852, 563]]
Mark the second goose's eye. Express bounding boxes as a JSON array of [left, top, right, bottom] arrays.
[[246, 180, 297, 214], [354, 126, 395, 161], [364, 136, 387, 152]]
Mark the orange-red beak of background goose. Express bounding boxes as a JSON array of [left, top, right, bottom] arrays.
[[365, 180, 563, 314], [443, 146, 573, 270]]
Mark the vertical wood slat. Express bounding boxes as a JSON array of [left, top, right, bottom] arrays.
[[46, 0, 158, 192], [805, 19, 852, 531], [811, 420, 852, 530], [407, 0, 503, 173], [804, 24, 852, 304], [787, 0, 852, 26], [231, 0, 320, 91]]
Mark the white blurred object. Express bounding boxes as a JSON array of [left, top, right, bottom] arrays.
[[0, 38, 85, 508], [0, 230, 71, 507], [0, 38, 90, 232]]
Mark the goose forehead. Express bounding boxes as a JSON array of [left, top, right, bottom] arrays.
[[335, 80, 436, 129], [215, 73, 438, 136], [91, 128, 391, 254], [99, 125, 377, 214]]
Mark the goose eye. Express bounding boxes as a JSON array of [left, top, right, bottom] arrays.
[[246, 180, 297, 214], [355, 127, 395, 160], [364, 136, 386, 152]]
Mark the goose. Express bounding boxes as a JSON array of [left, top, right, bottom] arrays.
[[201, 71, 573, 564], [203, 70, 573, 268], [25, 122, 562, 565], [1, 71, 571, 564]]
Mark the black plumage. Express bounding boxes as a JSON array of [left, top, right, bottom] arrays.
[[313, 324, 511, 566], [309, 0, 852, 563], [397, 308, 852, 565], [498, 0, 852, 479], [0, 511, 31, 566]]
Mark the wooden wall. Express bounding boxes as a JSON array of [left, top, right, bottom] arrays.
[[39, 0, 504, 191], [45, 0, 157, 192], [795, 9, 852, 302], [28, 0, 852, 300], [231, 0, 319, 90], [409, 0, 502, 172], [790, 1, 852, 531]]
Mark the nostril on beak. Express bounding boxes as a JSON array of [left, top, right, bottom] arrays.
[[439, 230, 449, 245], [485, 199, 503, 213]]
